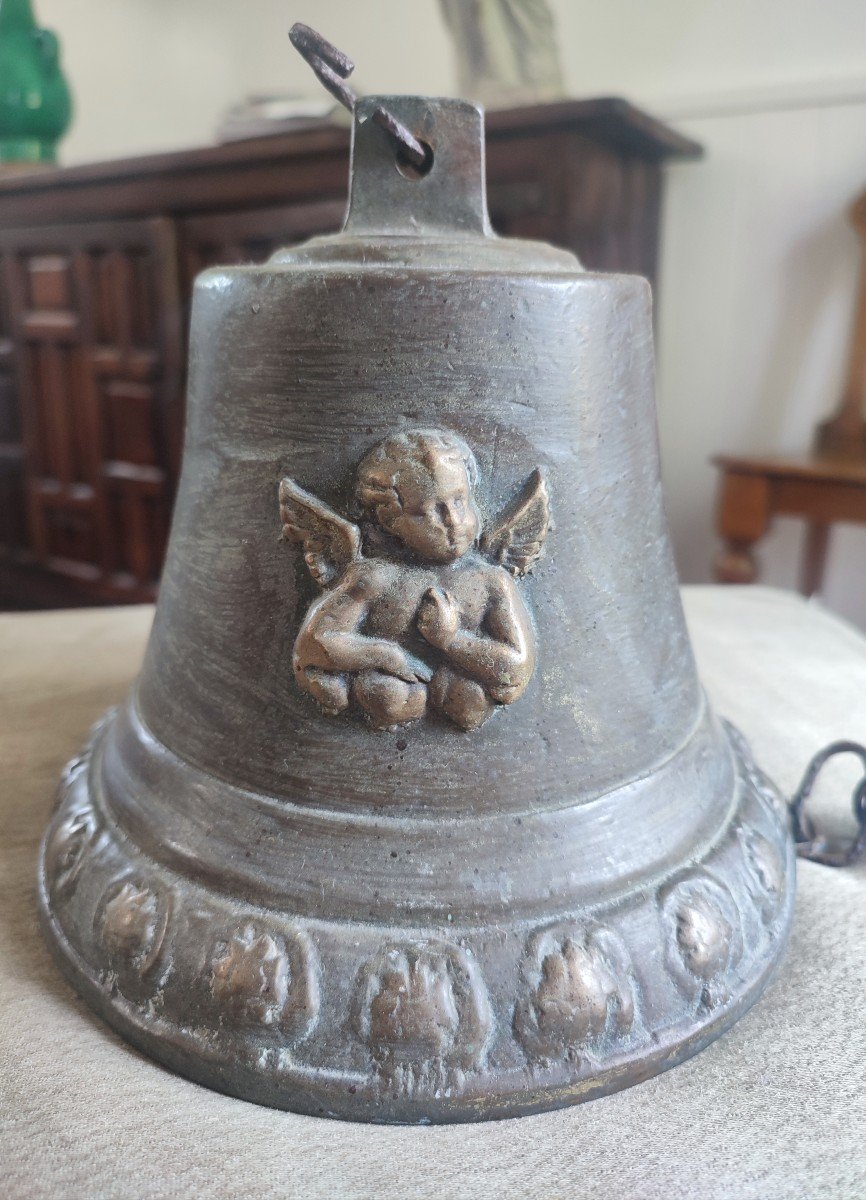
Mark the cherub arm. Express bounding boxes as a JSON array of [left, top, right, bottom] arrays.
[[295, 570, 433, 684], [417, 575, 534, 702]]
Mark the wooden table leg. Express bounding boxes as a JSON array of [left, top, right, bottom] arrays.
[[800, 522, 830, 597], [713, 470, 772, 584], [715, 538, 759, 584]]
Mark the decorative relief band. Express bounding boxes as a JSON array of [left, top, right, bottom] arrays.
[[38, 717, 795, 1117], [352, 939, 492, 1096], [660, 872, 744, 1012], [46, 804, 102, 903], [208, 921, 319, 1038], [98, 879, 170, 983], [740, 827, 785, 922], [514, 923, 635, 1065]]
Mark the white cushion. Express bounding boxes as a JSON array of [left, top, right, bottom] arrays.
[[2, 586, 864, 1199]]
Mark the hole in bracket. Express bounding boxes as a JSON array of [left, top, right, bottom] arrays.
[[395, 139, 434, 181]]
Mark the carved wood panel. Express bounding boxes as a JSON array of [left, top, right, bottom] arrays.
[[176, 179, 569, 290], [0, 102, 696, 607], [175, 147, 660, 288], [0, 219, 181, 601], [177, 200, 348, 294], [0, 254, 27, 560]]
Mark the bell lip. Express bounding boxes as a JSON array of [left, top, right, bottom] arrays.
[[37, 713, 796, 1124], [36, 843, 794, 1125]]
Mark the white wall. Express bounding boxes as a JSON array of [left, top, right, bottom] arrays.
[[38, 0, 454, 164], [656, 99, 866, 623], [35, 0, 866, 625]]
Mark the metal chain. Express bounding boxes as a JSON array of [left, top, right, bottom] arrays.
[[289, 23, 428, 168], [790, 741, 866, 867]]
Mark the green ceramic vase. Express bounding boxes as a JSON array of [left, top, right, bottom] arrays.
[[0, 0, 71, 164]]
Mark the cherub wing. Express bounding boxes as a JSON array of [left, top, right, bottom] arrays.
[[480, 468, 550, 576], [278, 477, 361, 588]]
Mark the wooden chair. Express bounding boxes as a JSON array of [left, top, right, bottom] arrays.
[[713, 188, 866, 595]]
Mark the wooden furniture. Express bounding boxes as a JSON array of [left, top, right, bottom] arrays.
[[713, 187, 866, 596], [713, 454, 866, 594], [0, 98, 699, 609]]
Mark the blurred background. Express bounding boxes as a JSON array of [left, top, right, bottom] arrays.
[[3, 0, 866, 625]]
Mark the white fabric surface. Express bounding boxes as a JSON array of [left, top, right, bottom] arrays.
[[1, 585, 865, 1200]]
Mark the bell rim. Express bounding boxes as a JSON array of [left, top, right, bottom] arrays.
[[37, 890, 793, 1124], [37, 713, 795, 1124]]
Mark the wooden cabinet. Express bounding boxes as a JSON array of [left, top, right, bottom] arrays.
[[0, 99, 699, 607], [0, 219, 181, 602]]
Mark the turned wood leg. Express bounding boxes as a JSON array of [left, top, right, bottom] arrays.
[[713, 469, 772, 585], [800, 522, 830, 597], [714, 538, 759, 584]]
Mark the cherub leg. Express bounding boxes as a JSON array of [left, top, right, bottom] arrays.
[[429, 666, 496, 731], [295, 665, 350, 715], [353, 670, 427, 730]]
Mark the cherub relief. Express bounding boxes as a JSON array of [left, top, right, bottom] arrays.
[[279, 428, 549, 732]]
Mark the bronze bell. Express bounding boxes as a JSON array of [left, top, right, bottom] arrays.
[[37, 90, 795, 1123]]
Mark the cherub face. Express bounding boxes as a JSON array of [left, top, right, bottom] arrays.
[[385, 457, 479, 564]]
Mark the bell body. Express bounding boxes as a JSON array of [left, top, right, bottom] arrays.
[[38, 98, 794, 1122]]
